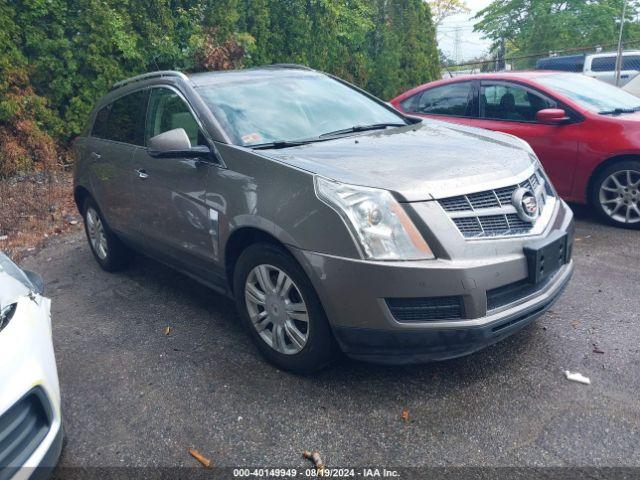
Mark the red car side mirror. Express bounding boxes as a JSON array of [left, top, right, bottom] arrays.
[[536, 108, 570, 124]]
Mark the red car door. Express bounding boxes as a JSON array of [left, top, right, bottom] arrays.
[[470, 81, 580, 197]]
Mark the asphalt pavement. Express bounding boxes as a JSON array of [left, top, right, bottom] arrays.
[[20, 205, 640, 474]]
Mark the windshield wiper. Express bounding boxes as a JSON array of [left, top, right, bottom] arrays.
[[600, 106, 640, 115], [251, 139, 318, 150], [250, 122, 407, 149], [319, 122, 407, 138]]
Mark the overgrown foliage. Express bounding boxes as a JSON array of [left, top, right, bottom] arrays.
[[0, 0, 440, 176]]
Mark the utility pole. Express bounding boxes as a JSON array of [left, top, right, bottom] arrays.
[[497, 37, 506, 72], [615, 0, 628, 87], [453, 26, 461, 65]]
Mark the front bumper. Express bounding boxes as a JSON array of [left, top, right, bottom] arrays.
[[0, 296, 63, 479], [290, 202, 574, 364], [332, 261, 572, 363]]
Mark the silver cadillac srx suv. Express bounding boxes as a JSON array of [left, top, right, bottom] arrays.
[[74, 65, 574, 372]]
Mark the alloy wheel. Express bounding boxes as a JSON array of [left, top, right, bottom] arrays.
[[598, 169, 640, 225], [244, 264, 309, 355], [86, 207, 108, 260]]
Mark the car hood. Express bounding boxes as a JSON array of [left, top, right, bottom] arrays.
[[259, 120, 536, 201]]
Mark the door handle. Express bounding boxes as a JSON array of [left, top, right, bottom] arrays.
[[90, 151, 101, 159], [135, 169, 149, 179]]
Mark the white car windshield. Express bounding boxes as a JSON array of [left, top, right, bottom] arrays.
[[537, 73, 640, 114], [0, 252, 33, 308], [197, 72, 407, 146]]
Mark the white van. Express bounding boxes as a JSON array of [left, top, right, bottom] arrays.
[[536, 51, 640, 86], [584, 51, 640, 86]]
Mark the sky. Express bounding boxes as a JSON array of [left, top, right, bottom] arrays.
[[437, 0, 494, 63]]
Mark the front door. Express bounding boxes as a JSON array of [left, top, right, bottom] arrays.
[[472, 81, 580, 197], [133, 87, 218, 279]]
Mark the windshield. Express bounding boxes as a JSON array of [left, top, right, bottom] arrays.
[[196, 73, 407, 146], [536, 73, 640, 114], [0, 252, 33, 308]]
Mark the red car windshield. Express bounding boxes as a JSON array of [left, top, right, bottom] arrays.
[[537, 73, 640, 114]]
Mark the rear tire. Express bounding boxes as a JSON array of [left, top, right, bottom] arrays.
[[233, 243, 338, 373], [82, 197, 133, 271], [590, 160, 640, 229]]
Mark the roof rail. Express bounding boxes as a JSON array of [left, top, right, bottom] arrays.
[[262, 63, 315, 71], [111, 71, 189, 90]]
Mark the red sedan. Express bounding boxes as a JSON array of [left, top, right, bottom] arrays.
[[391, 71, 640, 229]]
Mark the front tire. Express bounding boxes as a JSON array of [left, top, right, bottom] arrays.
[[591, 160, 640, 229], [82, 197, 133, 271], [233, 243, 338, 373]]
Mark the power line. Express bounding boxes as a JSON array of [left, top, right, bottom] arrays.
[[447, 39, 640, 68]]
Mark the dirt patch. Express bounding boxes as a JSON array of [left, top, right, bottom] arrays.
[[0, 168, 82, 260]]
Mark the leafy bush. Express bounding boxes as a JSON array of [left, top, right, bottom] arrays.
[[0, 0, 440, 176], [0, 68, 59, 176]]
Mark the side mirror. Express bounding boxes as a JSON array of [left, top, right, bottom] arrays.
[[148, 128, 214, 160], [536, 108, 570, 124]]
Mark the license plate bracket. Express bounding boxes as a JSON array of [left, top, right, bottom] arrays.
[[523, 231, 568, 284]]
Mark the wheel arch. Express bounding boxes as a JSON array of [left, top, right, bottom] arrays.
[[587, 154, 640, 203], [224, 227, 290, 294], [73, 185, 93, 213]]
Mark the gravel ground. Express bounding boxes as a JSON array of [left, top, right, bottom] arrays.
[[19, 205, 639, 474]]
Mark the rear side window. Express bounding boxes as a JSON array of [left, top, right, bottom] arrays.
[[401, 82, 474, 117], [106, 91, 149, 145], [92, 105, 111, 139], [90, 90, 148, 145], [591, 57, 616, 72]]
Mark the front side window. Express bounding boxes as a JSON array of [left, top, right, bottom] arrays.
[[402, 82, 473, 117], [624, 55, 640, 70], [480, 83, 555, 122], [196, 73, 407, 146], [146, 89, 206, 147]]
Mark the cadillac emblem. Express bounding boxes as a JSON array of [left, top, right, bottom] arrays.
[[512, 187, 539, 222]]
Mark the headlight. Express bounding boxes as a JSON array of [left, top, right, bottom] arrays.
[[536, 162, 557, 197], [0, 303, 17, 332], [314, 176, 434, 260]]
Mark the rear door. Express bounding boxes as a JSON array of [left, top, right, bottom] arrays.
[[86, 90, 148, 234], [473, 81, 579, 196], [132, 86, 217, 279]]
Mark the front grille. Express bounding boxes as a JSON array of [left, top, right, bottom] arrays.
[[453, 213, 534, 237], [487, 272, 557, 311], [386, 296, 464, 322], [439, 171, 551, 238], [0, 388, 50, 477]]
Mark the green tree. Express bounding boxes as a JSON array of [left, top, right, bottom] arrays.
[[474, 0, 640, 67], [428, 0, 469, 27], [0, 0, 441, 166]]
